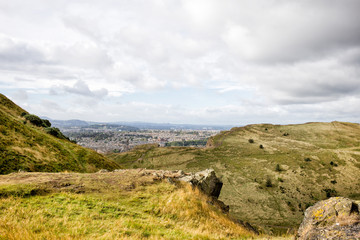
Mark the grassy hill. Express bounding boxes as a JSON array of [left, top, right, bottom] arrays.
[[0, 170, 259, 239], [107, 121, 360, 232], [0, 93, 120, 174]]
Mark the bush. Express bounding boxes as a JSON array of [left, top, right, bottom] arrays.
[[24, 114, 44, 127], [42, 119, 51, 127], [275, 164, 282, 172], [304, 157, 312, 162], [248, 139, 254, 143], [259, 144, 264, 149], [45, 127, 70, 141], [323, 188, 337, 198], [24, 114, 51, 127], [330, 161, 338, 167], [265, 177, 273, 187]]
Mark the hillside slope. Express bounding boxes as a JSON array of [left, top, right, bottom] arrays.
[[0, 170, 256, 239], [108, 122, 360, 232], [0, 93, 120, 174]]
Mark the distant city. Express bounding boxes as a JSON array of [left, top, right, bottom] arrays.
[[49, 119, 233, 153]]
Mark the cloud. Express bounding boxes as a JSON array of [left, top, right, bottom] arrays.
[[219, 0, 360, 63], [11, 89, 28, 102], [1, 0, 360, 124], [62, 80, 108, 98], [53, 43, 113, 70], [0, 36, 48, 65]]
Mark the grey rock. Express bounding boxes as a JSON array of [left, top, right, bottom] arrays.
[[179, 169, 223, 199], [297, 197, 360, 240]]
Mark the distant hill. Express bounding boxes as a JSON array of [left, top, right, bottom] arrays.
[[108, 121, 360, 233], [44, 118, 232, 131], [0, 93, 120, 174], [43, 118, 90, 128]]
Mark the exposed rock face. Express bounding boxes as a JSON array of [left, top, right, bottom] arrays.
[[178, 169, 223, 198], [297, 197, 360, 240]]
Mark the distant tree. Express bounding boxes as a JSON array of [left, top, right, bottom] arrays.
[[248, 139, 254, 143], [259, 144, 264, 149]]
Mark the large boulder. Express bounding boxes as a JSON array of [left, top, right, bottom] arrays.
[[178, 169, 223, 199], [297, 197, 360, 240]]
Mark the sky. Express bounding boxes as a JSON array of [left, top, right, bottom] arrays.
[[1, 0, 360, 125]]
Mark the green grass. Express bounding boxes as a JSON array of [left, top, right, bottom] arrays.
[[107, 122, 360, 232], [0, 171, 257, 239]]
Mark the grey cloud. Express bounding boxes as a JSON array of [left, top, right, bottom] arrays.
[[41, 99, 64, 112], [63, 80, 108, 98], [62, 15, 102, 44], [339, 48, 360, 66], [0, 38, 48, 65], [221, 0, 360, 63], [12, 89, 28, 101], [53, 43, 113, 69]]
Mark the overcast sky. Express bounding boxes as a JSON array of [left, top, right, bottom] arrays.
[[1, 0, 360, 125]]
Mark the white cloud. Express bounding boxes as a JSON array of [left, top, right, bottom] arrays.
[[61, 80, 108, 98], [0, 0, 360, 124]]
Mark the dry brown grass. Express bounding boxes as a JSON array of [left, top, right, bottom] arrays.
[[0, 171, 259, 239]]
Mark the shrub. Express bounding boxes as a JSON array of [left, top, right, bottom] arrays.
[[330, 161, 338, 167], [24, 114, 51, 127], [259, 144, 264, 149], [42, 119, 51, 128], [248, 139, 254, 143], [275, 164, 282, 172], [265, 177, 273, 187], [45, 127, 70, 141], [24, 114, 43, 127], [323, 188, 337, 198], [304, 157, 312, 162]]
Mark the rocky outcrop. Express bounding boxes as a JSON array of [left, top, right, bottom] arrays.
[[97, 168, 229, 212], [297, 197, 360, 240], [178, 169, 223, 198]]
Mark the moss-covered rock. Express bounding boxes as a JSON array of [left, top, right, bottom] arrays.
[[297, 197, 360, 239]]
